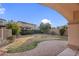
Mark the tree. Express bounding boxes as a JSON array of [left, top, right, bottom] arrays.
[[6, 20, 21, 35], [39, 23, 51, 33]]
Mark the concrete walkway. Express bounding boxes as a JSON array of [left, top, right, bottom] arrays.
[[58, 48, 77, 56], [4, 40, 67, 56]]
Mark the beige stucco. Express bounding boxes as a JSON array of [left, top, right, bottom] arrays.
[[68, 24, 79, 49], [42, 4, 79, 23], [0, 27, 12, 46], [42, 3, 79, 49]]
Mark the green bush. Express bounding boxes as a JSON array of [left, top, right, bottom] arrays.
[[59, 29, 65, 36], [20, 30, 34, 35], [59, 26, 67, 36]]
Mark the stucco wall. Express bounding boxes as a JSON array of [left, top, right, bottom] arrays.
[[0, 27, 12, 47], [68, 24, 79, 47]]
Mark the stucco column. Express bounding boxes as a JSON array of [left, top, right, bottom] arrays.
[[68, 11, 79, 50]]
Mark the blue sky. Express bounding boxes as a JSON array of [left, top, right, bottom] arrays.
[[0, 3, 68, 27]]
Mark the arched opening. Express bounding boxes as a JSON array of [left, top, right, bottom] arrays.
[[0, 3, 79, 56], [40, 4, 68, 27]]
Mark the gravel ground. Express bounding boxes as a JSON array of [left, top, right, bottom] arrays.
[[4, 40, 67, 56]]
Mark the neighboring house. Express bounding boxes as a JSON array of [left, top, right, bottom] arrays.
[[0, 18, 6, 25], [48, 28, 60, 35], [0, 18, 12, 46], [17, 21, 37, 30], [48, 26, 68, 36]]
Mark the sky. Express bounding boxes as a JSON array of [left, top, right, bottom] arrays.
[[0, 3, 68, 27]]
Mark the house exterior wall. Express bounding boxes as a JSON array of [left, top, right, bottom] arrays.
[[68, 24, 79, 49], [17, 22, 37, 30]]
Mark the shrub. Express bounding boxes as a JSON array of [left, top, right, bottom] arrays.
[[33, 30, 42, 34], [59, 29, 65, 36], [20, 30, 34, 35], [59, 26, 67, 36]]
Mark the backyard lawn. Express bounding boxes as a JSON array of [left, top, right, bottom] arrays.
[[2, 34, 68, 53]]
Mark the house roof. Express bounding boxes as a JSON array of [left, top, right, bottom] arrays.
[[0, 18, 6, 21], [0, 18, 6, 27], [17, 21, 36, 26]]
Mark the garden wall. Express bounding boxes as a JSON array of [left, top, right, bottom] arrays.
[[0, 28, 12, 47]]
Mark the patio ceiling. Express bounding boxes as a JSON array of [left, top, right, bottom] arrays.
[[41, 3, 79, 23]]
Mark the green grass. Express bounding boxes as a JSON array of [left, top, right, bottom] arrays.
[[7, 41, 40, 53]]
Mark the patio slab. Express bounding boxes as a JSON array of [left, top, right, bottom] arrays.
[[58, 48, 77, 56]]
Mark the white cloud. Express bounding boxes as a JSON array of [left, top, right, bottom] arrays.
[[0, 4, 6, 14], [41, 19, 52, 24]]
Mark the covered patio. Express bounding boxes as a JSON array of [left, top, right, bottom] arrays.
[[42, 3, 79, 56], [0, 3, 79, 56]]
